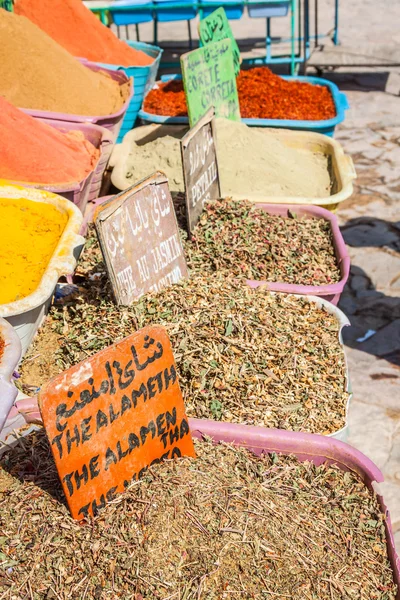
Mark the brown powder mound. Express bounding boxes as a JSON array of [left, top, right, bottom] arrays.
[[0, 9, 131, 116], [14, 0, 154, 67]]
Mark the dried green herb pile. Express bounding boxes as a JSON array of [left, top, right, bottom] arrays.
[[0, 434, 396, 599], [21, 236, 348, 434], [183, 199, 341, 285]]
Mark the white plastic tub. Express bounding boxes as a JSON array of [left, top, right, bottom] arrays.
[[0, 317, 22, 434], [0, 184, 84, 356], [1, 292, 352, 441], [298, 294, 351, 441]]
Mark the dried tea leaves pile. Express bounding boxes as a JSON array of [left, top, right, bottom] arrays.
[[21, 240, 349, 434], [0, 434, 396, 599], [184, 199, 341, 285]]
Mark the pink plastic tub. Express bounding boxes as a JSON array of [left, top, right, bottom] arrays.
[[189, 419, 400, 595], [79, 194, 113, 236], [38, 120, 114, 206], [22, 62, 133, 141], [246, 204, 350, 305]]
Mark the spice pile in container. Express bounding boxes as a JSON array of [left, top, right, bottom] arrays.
[[183, 199, 340, 285], [20, 233, 348, 434], [14, 0, 154, 66], [113, 119, 332, 198], [216, 118, 331, 198], [143, 68, 336, 120], [0, 197, 67, 304], [0, 97, 99, 184], [237, 67, 335, 120], [0, 435, 396, 598], [0, 9, 130, 116]]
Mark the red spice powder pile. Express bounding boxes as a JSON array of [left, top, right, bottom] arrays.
[[143, 68, 336, 121], [0, 97, 100, 184], [14, 0, 153, 67], [0, 335, 4, 361]]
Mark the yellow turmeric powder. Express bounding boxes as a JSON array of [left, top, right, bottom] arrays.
[[0, 197, 67, 304]]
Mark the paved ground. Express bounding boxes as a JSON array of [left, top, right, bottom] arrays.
[[332, 86, 400, 552], [121, 0, 400, 550]]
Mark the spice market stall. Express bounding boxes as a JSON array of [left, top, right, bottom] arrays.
[[1, 3, 399, 596]]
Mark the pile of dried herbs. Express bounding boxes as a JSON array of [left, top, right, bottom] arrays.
[[183, 199, 341, 285], [20, 233, 349, 434], [0, 433, 396, 599]]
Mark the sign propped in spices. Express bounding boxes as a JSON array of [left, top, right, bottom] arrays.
[[94, 172, 188, 305], [180, 39, 241, 128], [39, 326, 196, 520], [198, 7, 241, 76], [180, 108, 221, 235]]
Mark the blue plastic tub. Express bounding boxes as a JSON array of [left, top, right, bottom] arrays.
[[201, 0, 244, 20], [247, 0, 289, 18], [154, 0, 197, 22], [139, 73, 349, 137], [97, 40, 163, 142], [109, 0, 154, 25]]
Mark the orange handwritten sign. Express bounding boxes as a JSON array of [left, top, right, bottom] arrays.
[[39, 326, 196, 520]]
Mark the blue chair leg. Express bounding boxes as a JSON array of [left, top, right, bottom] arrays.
[[188, 19, 193, 49], [333, 0, 339, 45], [153, 17, 158, 45], [266, 17, 271, 62]]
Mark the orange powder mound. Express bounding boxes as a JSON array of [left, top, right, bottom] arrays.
[[0, 97, 100, 185], [14, 0, 154, 67]]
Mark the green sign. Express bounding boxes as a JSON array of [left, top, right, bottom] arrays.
[[0, 0, 13, 9], [180, 39, 241, 128], [198, 7, 241, 76]]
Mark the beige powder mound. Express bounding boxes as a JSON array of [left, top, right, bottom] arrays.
[[215, 118, 332, 198], [0, 9, 130, 116], [126, 135, 185, 192], [116, 119, 332, 198]]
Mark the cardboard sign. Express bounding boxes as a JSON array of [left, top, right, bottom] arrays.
[[180, 109, 221, 235], [39, 326, 196, 520], [94, 172, 188, 305], [198, 7, 241, 76], [180, 39, 241, 128]]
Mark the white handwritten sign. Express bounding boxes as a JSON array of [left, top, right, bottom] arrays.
[[180, 109, 221, 235], [94, 172, 189, 305]]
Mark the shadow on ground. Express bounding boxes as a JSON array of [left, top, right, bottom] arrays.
[[309, 71, 392, 92], [341, 217, 400, 252], [0, 428, 67, 508], [339, 217, 400, 367]]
